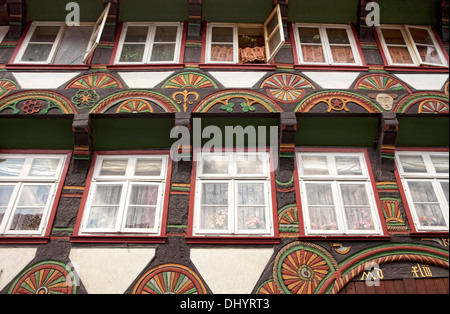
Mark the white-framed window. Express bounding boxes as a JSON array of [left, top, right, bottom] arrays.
[[193, 152, 274, 236], [80, 155, 169, 235], [376, 25, 448, 67], [395, 151, 449, 232], [293, 24, 362, 66], [115, 22, 183, 64], [0, 154, 67, 235], [205, 4, 284, 64], [14, 3, 110, 64], [297, 152, 383, 235]]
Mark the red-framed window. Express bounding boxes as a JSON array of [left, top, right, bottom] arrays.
[[186, 148, 280, 244], [395, 148, 449, 236], [0, 150, 72, 244], [294, 148, 389, 239], [71, 151, 172, 244]]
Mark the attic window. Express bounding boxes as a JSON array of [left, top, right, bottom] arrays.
[[205, 4, 284, 64]]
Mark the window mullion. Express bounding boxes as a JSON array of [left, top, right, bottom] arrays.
[[116, 181, 131, 232]]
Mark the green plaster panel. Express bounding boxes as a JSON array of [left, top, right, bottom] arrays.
[[27, 0, 104, 22], [92, 117, 176, 150], [202, 0, 273, 23], [0, 118, 74, 149], [195, 117, 279, 147], [377, 0, 441, 25], [288, 0, 359, 24], [295, 116, 380, 147], [120, 0, 189, 22], [396, 116, 449, 147]]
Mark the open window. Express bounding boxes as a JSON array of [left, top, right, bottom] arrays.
[[376, 25, 448, 67], [14, 3, 110, 64], [205, 4, 284, 64]]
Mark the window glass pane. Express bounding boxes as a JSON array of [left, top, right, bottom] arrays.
[[381, 28, 406, 45], [440, 181, 449, 203], [30, 26, 60, 42], [330, 46, 355, 64], [202, 155, 229, 175], [53, 26, 92, 64], [237, 183, 265, 205], [308, 207, 339, 231], [150, 43, 176, 62], [99, 159, 128, 176], [154, 26, 178, 42], [135, 159, 162, 176], [200, 206, 228, 230], [17, 185, 51, 207], [431, 155, 449, 174], [0, 158, 25, 176], [298, 28, 322, 44], [92, 185, 122, 205], [416, 46, 443, 65], [399, 155, 427, 173], [212, 27, 234, 43], [86, 206, 118, 229], [387, 46, 414, 64], [129, 185, 159, 206], [125, 206, 156, 230], [236, 155, 264, 175], [267, 29, 281, 56], [22, 43, 53, 62], [415, 204, 447, 227], [301, 156, 329, 175], [201, 183, 228, 205], [119, 44, 146, 62], [29, 158, 60, 177], [326, 29, 350, 44], [407, 181, 438, 203], [336, 157, 362, 176], [340, 184, 370, 206], [10, 208, 44, 231], [125, 26, 149, 42], [266, 13, 279, 36], [305, 183, 334, 206], [409, 28, 434, 45], [237, 207, 266, 231], [301, 45, 325, 63], [345, 207, 375, 231], [0, 186, 14, 206], [210, 44, 234, 62]]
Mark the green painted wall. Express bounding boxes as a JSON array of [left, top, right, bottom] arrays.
[[202, 0, 273, 23], [0, 118, 74, 149], [396, 116, 449, 147], [377, 0, 441, 25], [120, 0, 189, 22], [288, 0, 359, 24], [27, 0, 104, 21], [296, 116, 380, 147]]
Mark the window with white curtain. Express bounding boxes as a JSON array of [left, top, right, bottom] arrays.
[[0, 154, 66, 235], [396, 151, 449, 232], [80, 155, 168, 235], [297, 152, 382, 235], [193, 152, 273, 236]]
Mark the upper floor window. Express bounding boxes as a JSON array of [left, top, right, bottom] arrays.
[[0, 154, 67, 235], [79, 154, 169, 235], [376, 25, 448, 67], [193, 152, 274, 236], [293, 24, 362, 66], [115, 22, 183, 64], [205, 4, 284, 64], [297, 151, 383, 235], [396, 151, 449, 232], [13, 3, 110, 64]]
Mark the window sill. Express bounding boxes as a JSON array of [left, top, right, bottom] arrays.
[[384, 65, 449, 73], [0, 236, 50, 245], [293, 64, 369, 72], [70, 235, 167, 244], [6, 63, 91, 71], [298, 234, 391, 241], [107, 63, 185, 71], [185, 236, 281, 245], [199, 63, 277, 71], [409, 231, 449, 238]]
